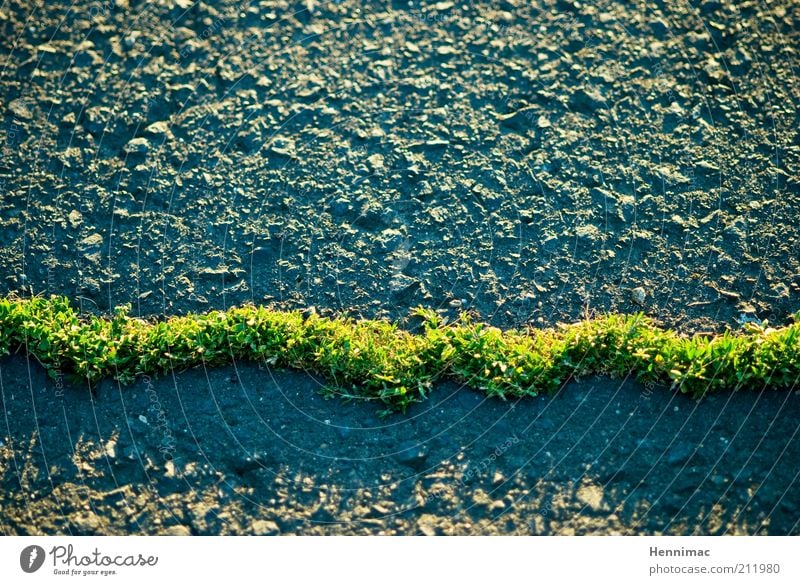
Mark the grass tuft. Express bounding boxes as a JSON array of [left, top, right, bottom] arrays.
[[1, 295, 798, 412]]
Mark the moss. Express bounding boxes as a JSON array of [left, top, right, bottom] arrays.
[[1, 295, 798, 413]]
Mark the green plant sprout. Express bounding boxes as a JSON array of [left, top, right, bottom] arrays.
[[0, 296, 797, 412]]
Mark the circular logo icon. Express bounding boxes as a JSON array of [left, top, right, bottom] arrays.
[[20, 545, 46, 573]]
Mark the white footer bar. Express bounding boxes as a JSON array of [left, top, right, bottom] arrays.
[[1, 536, 796, 584]]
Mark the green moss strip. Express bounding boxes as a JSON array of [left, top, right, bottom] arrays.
[[1, 296, 798, 412]]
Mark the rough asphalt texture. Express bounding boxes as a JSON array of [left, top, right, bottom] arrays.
[[1, 0, 799, 329], [1, 0, 799, 534], [2, 357, 799, 535]]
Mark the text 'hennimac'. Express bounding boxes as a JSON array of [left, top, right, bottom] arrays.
[[650, 547, 710, 557]]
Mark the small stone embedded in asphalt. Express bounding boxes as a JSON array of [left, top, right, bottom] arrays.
[[144, 121, 170, 136], [417, 514, 439, 536], [78, 233, 103, 249], [8, 98, 33, 120], [616, 195, 636, 223], [123, 137, 150, 154], [68, 209, 83, 228], [269, 138, 296, 158], [540, 235, 561, 253], [367, 153, 385, 172], [495, 105, 537, 131], [569, 87, 606, 114], [390, 274, 422, 302], [251, 520, 281, 535], [576, 483, 606, 513], [162, 525, 191, 536], [329, 197, 353, 218], [575, 224, 601, 242], [379, 228, 407, 252], [490, 500, 506, 512], [630, 286, 646, 306], [371, 504, 391, 516], [355, 201, 392, 229]]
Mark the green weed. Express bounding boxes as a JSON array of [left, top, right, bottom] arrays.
[[0, 295, 797, 412]]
